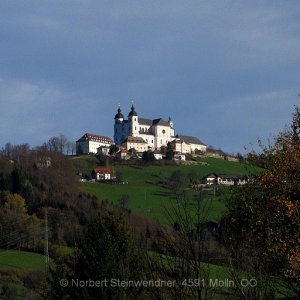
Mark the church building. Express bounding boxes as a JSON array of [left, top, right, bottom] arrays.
[[114, 104, 175, 150]]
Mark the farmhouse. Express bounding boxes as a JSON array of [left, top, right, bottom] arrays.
[[203, 173, 249, 186], [217, 174, 236, 186], [204, 173, 218, 185], [92, 167, 112, 181]]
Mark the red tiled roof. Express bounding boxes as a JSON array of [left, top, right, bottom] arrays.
[[77, 133, 113, 143], [93, 168, 111, 174]]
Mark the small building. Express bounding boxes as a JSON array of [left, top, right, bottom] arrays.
[[76, 133, 113, 154], [91, 168, 112, 181], [153, 151, 163, 160], [174, 154, 186, 161], [122, 136, 148, 153], [236, 176, 249, 185], [97, 146, 110, 156], [117, 148, 131, 160], [204, 173, 218, 185], [203, 173, 249, 186], [217, 174, 236, 186], [35, 156, 52, 168]]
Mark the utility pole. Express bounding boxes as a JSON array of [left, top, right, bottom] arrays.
[[41, 209, 50, 300], [45, 209, 49, 273]]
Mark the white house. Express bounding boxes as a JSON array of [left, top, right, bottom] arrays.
[[76, 133, 113, 154], [174, 154, 186, 161], [97, 146, 110, 156], [203, 173, 249, 186], [217, 174, 236, 186], [153, 152, 163, 160], [92, 168, 112, 181], [204, 173, 218, 185]]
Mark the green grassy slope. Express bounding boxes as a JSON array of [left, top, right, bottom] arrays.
[[78, 157, 261, 225], [0, 250, 46, 271]]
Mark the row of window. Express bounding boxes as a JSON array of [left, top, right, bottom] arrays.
[[145, 139, 154, 144], [144, 139, 164, 145], [140, 127, 150, 133]]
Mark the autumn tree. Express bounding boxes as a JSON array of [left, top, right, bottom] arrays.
[[0, 143, 98, 249], [223, 105, 300, 296], [0, 193, 41, 250]]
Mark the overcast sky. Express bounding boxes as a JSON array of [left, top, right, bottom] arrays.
[[0, 1, 299, 153]]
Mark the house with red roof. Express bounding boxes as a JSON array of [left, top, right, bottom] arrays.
[[91, 167, 112, 181]]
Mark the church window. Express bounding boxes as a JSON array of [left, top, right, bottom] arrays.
[[162, 129, 166, 134], [152, 140, 153, 143], [135, 127, 136, 130]]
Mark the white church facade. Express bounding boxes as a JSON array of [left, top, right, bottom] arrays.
[[114, 104, 175, 150]]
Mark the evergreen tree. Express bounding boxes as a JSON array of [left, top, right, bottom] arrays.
[[50, 210, 145, 299], [142, 150, 155, 163]]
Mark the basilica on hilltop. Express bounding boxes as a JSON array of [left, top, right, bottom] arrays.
[[114, 104, 176, 149], [76, 104, 206, 155]]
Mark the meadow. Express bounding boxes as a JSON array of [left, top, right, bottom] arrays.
[[0, 250, 46, 272], [77, 156, 259, 225]]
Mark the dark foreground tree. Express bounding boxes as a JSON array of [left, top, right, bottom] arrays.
[[49, 209, 146, 300], [142, 150, 155, 163], [145, 189, 224, 300]]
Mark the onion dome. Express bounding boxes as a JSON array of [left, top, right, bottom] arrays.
[[128, 104, 138, 117], [114, 106, 124, 119]]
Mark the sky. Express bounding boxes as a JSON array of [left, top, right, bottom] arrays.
[[0, 1, 299, 154]]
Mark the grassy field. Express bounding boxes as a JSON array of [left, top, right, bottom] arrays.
[[0, 250, 46, 272], [78, 157, 260, 225]]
